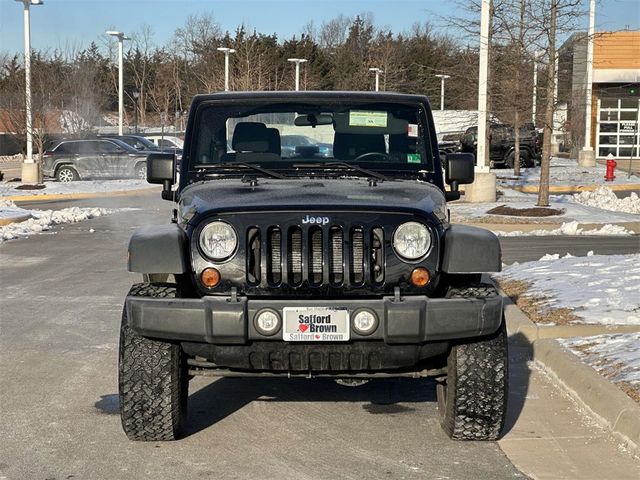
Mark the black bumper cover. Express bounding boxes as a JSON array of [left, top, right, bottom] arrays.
[[125, 294, 503, 345]]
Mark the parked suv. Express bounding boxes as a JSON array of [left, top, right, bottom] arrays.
[[42, 138, 149, 182], [460, 122, 539, 168], [120, 91, 507, 443], [99, 134, 161, 152], [145, 135, 184, 155]]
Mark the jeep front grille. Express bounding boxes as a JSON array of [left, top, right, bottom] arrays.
[[246, 224, 384, 288]]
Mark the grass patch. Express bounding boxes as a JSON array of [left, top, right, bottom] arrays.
[[498, 278, 580, 325]]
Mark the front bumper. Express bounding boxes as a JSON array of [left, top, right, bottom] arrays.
[[125, 294, 503, 345]]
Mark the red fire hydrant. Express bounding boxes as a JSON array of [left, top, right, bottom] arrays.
[[605, 154, 617, 182]]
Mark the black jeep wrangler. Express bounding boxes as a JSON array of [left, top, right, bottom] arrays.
[[119, 91, 507, 442]]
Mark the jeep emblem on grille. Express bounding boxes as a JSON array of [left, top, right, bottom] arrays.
[[302, 215, 330, 225]]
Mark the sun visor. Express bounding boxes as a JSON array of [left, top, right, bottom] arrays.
[[334, 110, 409, 135]]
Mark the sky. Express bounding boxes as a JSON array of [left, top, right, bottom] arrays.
[[1, 0, 639, 55]]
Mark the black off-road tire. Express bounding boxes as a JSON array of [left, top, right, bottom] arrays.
[[119, 283, 188, 441], [438, 284, 508, 440]]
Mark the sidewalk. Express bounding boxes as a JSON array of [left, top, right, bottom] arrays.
[[503, 299, 640, 458]]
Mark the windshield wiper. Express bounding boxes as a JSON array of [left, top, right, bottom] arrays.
[[197, 162, 286, 179], [293, 161, 388, 181]]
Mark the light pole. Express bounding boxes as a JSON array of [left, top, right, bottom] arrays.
[[579, 0, 597, 166], [287, 58, 307, 91], [434, 74, 451, 111], [369, 67, 383, 92], [132, 89, 139, 133], [106, 30, 129, 136], [532, 51, 540, 125], [467, 0, 497, 203], [217, 47, 235, 91], [15, 0, 43, 183]]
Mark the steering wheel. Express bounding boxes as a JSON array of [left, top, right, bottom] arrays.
[[352, 152, 391, 162]]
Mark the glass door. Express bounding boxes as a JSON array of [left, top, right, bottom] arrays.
[[596, 97, 640, 159]]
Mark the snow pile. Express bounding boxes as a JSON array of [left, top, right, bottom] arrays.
[[573, 186, 640, 215], [0, 153, 23, 163], [560, 333, 640, 385], [0, 179, 154, 198], [496, 253, 640, 325], [1, 205, 114, 242], [0, 199, 32, 220], [497, 157, 639, 186], [494, 221, 634, 236]]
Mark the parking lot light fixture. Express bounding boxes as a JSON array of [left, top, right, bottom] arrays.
[[217, 47, 235, 91], [434, 74, 451, 111], [106, 30, 129, 136], [287, 58, 307, 91], [15, 0, 44, 183], [369, 67, 384, 92]]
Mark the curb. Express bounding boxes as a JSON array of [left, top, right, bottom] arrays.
[[503, 183, 640, 194], [0, 186, 159, 203], [503, 301, 640, 455], [0, 214, 31, 226]]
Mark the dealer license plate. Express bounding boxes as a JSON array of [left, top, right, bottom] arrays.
[[282, 307, 350, 342]]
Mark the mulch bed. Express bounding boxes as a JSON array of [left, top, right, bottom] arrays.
[[487, 204, 564, 217]]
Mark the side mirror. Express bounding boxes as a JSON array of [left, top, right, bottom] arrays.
[[445, 153, 475, 201], [147, 153, 175, 200]]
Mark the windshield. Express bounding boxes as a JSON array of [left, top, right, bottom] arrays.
[[190, 101, 434, 179]]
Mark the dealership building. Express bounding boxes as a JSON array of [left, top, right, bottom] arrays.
[[559, 30, 639, 160]]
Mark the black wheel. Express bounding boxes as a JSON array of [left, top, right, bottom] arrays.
[[505, 151, 530, 169], [119, 283, 188, 441], [438, 284, 508, 440], [135, 162, 147, 180], [56, 165, 79, 182]]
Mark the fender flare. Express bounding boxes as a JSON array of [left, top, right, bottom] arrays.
[[441, 225, 501, 273], [128, 224, 189, 274]]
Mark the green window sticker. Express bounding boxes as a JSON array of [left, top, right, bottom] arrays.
[[407, 153, 422, 163], [349, 111, 388, 128]]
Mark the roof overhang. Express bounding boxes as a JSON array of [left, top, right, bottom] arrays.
[[593, 69, 640, 83]]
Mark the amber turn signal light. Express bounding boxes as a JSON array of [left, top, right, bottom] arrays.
[[201, 268, 221, 288], [410, 267, 430, 287]]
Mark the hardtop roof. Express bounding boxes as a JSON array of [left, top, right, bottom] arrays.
[[190, 90, 431, 107]]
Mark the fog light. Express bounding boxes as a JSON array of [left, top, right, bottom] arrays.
[[201, 267, 221, 288], [410, 267, 430, 287], [255, 309, 281, 336], [353, 309, 378, 336]]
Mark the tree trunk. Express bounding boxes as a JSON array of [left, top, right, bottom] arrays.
[[514, 110, 521, 176], [537, 0, 557, 207]]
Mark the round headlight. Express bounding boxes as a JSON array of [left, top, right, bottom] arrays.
[[199, 221, 237, 260], [393, 222, 431, 261]]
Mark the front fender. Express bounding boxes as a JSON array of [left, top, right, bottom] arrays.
[[128, 224, 189, 274], [441, 225, 501, 273]]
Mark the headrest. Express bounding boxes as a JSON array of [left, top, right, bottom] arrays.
[[333, 132, 386, 160], [266, 128, 281, 155], [232, 122, 270, 152]]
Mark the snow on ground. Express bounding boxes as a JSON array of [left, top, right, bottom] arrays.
[[560, 333, 640, 386], [573, 186, 640, 214], [0, 199, 116, 243], [493, 221, 634, 236], [497, 157, 639, 187], [0, 179, 157, 198], [496, 253, 640, 325], [0, 199, 31, 221], [451, 187, 640, 226]]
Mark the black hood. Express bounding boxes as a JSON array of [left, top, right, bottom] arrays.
[[179, 178, 447, 221]]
